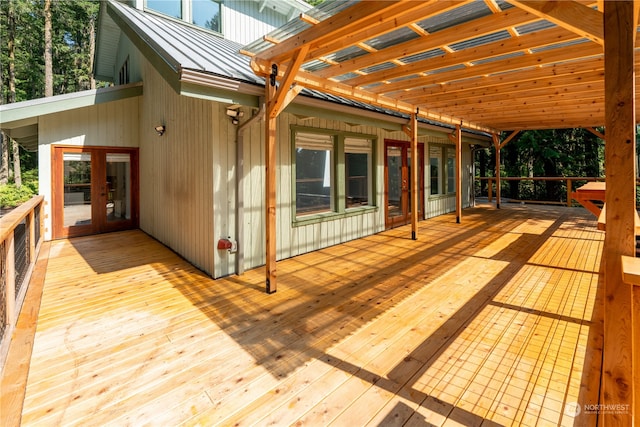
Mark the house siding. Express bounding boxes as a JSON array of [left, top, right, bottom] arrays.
[[239, 113, 475, 272], [222, 1, 291, 45], [139, 61, 217, 276], [37, 97, 140, 241]]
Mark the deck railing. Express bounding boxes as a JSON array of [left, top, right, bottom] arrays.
[[475, 176, 614, 206], [0, 195, 44, 370]]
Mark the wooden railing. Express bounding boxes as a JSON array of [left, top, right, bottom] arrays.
[[476, 176, 608, 206], [0, 195, 44, 370]]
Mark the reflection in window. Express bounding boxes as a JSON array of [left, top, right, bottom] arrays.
[[192, 0, 221, 32], [63, 152, 92, 227], [146, 0, 182, 19], [296, 132, 334, 215], [447, 149, 456, 194], [430, 146, 441, 195], [345, 138, 372, 208]]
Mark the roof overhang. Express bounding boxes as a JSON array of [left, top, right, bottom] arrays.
[[242, 0, 640, 132], [0, 83, 143, 151]]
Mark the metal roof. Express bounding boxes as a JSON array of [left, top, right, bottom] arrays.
[[101, 0, 487, 137], [242, 1, 639, 132]]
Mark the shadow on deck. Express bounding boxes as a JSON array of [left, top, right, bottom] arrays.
[[6, 203, 604, 426]]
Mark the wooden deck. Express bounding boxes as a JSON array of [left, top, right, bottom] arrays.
[[3, 204, 605, 426]]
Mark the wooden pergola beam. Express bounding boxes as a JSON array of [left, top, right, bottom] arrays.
[[507, 0, 604, 45], [370, 43, 602, 95], [346, 26, 581, 88], [255, 1, 424, 65], [585, 126, 605, 140], [603, 1, 636, 424], [317, 6, 535, 80]]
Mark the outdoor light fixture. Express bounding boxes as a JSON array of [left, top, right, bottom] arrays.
[[226, 108, 244, 118], [154, 125, 166, 136]]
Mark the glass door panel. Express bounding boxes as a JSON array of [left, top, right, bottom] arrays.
[[385, 141, 424, 229], [106, 153, 131, 223], [53, 146, 138, 239], [63, 152, 92, 228], [387, 145, 403, 219]]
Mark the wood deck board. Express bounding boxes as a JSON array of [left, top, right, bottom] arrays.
[[3, 204, 606, 426]]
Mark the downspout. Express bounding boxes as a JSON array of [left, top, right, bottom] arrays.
[[235, 102, 265, 275]]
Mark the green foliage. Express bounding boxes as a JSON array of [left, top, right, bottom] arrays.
[[0, 168, 38, 208], [1, 0, 100, 103], [475, 127, 606, 203]]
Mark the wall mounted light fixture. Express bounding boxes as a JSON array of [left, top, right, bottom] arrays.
[[154, 125, 166, 136]]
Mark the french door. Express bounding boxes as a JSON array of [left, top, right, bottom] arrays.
[[52, 146, 139, 239], [384, 140, 424, 229]]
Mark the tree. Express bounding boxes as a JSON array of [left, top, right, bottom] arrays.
[[44, 0, 52, 96]]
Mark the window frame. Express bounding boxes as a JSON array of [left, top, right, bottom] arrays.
[[429, 143, 457, 197], [292, 127, 377, 226]]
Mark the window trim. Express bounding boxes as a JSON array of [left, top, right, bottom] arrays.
[[291, 126, 377, 226], [429, 143, 457, 198]]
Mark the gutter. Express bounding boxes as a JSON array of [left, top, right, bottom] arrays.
[[235, 102, 265, 275]]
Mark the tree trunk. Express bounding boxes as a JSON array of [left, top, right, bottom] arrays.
[[12, 139, 21, 188], [89, 14, 96, 89], [44, 0, 53, 97], [0, 132, 8, 185], [7, 0, 21, 187], [8, 0, 16, 104]]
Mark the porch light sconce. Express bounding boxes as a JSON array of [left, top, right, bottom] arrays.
[[226, 107, 244, 125], [154, 125, 166, 136]]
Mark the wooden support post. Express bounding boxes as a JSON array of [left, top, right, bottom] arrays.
[[455, 124, 462, 223], [492, 134, 501, 209], [410, 113, 418, 240], [603, 1, 636, 424], [265, 76, 277, 294], [488, 178, 493, 202], [566, 179, 572, 208]]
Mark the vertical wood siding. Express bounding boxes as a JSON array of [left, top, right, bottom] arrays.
[[240, 113, 475, 272], [139, 62, 215, 276], [222, 1, 290, 45], [37, 97, 140, 241]]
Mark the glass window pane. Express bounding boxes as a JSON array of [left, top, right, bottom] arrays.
[[106, 153, 131, 223], [346, 152, 369, 207], [146, 0, 182, 19], [192, 0, 221, 32], [447, 149, 456, 194], [63, 152, 92, 227], [430, 146, 441, 195], [296, 133, 334, 216], [345, 138, 371, 208]]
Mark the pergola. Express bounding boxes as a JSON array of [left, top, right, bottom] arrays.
[[242, 1, 638, 423]]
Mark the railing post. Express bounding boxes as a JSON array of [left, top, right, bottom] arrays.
[[566, 179, 572, 207], [488, 178, 493, 202]]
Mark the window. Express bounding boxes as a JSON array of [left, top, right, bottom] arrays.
[[430, 146, 441, 195], [192, 0, 221, 32], [118, 57, 129, 85], [447, 149, 456, 194], [345, 138, 372, 208], [295, 132, 334, 215], [146, 0, 182, 19], [430, 144, 456, 196], [294, 129, 376, 219]]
